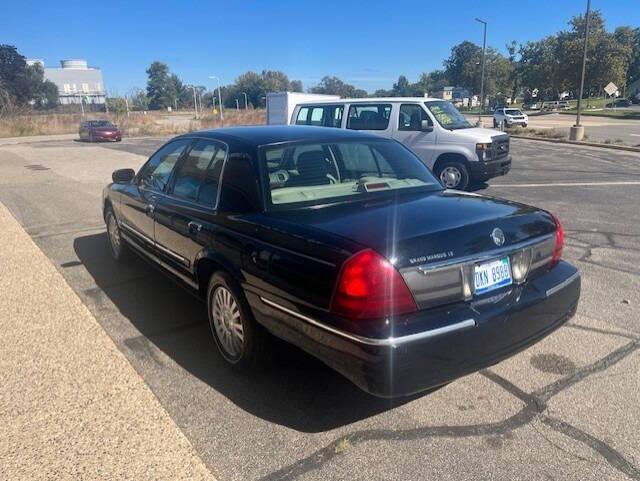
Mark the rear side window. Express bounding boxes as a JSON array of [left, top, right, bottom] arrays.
[[398, 104, 431, 131], [347, 104, 392, 130], [170, 140, 227, 207], [295, 105, 344, 128]]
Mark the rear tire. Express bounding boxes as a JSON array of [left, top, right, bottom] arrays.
[[435, 160, 470, 190], [207, 272, 268, 369]]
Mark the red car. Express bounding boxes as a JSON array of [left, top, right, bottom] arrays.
[[79, 120, 122, 142]]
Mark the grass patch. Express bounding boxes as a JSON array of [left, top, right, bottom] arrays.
[[0, 109, 267, 138]]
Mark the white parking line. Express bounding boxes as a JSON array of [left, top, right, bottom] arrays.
[[492, 181, 640, 188]]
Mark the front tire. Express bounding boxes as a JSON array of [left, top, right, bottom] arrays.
[[105, 208, 128, 261], [436, 161, 470, 190], [207, 272, 267, 369]]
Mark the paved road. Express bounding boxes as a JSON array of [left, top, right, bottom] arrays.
[[0, 137, 638, 481], [469, 112, 640, 146]]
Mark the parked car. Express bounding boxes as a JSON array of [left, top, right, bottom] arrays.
[[268, 94, 511, 191], [102, 126, 581, 398], [541, 100, 570, 111], [606, 98, 632, 108], [493, 108, 529, 128], [79, 120, 122, 142]]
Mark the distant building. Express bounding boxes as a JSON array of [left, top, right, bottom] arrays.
[[27, 59, 106, 105], [432, 86, 471, 101]]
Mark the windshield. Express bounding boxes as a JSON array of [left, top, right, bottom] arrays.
[[424, 101, 471, 130], [262, 139, 441, 207], [505, 109, 522, 116], [88, 120, 114, 127]]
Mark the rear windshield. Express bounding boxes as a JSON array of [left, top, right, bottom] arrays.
[[261, 139, 441, 208]]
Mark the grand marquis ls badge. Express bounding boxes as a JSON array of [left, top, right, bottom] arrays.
[[491, 227, 505, 247]]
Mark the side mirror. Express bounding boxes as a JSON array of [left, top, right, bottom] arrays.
[[112, 168, 135, 184], [421, 120, 434, 132]]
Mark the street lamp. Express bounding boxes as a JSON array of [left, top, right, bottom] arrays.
[[475, 17, 488, 126], [241, 91, 248, 109], [570, 0, 591, 141], [187, 85, 198, 119], [209, 76, 224, 121]]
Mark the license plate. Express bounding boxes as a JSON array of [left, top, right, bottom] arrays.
[[474, 257, 512, 295]]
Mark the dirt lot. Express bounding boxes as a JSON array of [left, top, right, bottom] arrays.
[[0, 136, 638, 481]]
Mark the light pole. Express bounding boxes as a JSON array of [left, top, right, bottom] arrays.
[[209, 76, 224, 121], [570, 0, 591, 141], [235, 99, 240, 110], [188, 85, 198, 119], [475, 18, 488, 125], [241, 91, 248, 109]]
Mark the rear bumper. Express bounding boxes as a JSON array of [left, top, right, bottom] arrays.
[[249, 261, 580, 398], [469, 157, 511, 181]]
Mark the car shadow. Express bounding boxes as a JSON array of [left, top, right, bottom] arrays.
[[74, 232, 424, 433]]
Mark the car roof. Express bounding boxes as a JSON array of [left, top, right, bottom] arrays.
[[175, 125, 383, 147], [294, 96, 442, 105]]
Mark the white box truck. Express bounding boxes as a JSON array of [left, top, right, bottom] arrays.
[[266, 92, 339, 125]]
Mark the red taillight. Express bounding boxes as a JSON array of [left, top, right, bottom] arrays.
[[550, 214, 564, 268], [331, 249, 417, 320]]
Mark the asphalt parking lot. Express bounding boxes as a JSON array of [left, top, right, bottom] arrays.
[[0, 136, 639, 481]]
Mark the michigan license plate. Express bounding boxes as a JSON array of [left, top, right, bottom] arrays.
[[474, 257, 512, 295]]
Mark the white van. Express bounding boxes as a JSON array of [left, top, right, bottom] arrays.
[[276, 96, 511, 190]]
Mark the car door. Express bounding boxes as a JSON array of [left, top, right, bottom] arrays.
[[153, 139, 227, 275], [392, 103, 437, 166], [118, 138, 190, 250]]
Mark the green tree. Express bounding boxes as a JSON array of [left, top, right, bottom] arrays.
[[444, 41, 483, 92], [310, 76, 367, 97], [412, 70, 449, 95], [289, 80, 304, 92], [145, 61, 175, 110], [0, 45, 41, 105]]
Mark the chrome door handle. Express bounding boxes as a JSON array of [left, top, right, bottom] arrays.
[[188, 221, 203, 233]]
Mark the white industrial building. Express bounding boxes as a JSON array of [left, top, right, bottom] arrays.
[[28, 58, 106, 105]]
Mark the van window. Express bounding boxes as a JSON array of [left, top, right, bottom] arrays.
[[398, 104, 431, 131], [347, 104, 392, 130], [295, 105, 344, 127]]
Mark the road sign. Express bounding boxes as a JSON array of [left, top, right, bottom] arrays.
[[604, 82, 618, 96]]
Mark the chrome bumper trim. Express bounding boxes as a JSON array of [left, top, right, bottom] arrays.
[[546, 271, 580, 297], [259, 297, 476, 347]]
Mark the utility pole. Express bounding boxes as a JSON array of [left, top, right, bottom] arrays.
[[570, 0, 591, 141], [125, 97, 130, 117], [209, 76, 224, 122], [242, 91, 248, 109], [475, 18, 488, 126], [235, 98, 240, 110]]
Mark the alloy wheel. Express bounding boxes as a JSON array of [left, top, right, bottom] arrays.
[[211, 286, 245, 361], [107, 213, 122, 257]]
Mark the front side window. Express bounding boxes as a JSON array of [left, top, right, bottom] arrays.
[[425, 101, 471, 130], [262, 139, 441, 207], [295, 105, 344, 128], [171, 140, 226, 206], [138, 139, 190, 192], [347, 104, 392, 130], [398, 104, 431, 131]]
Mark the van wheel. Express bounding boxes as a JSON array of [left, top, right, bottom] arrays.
[[207, 272, 268, 369], [436, 161, 469, 190]]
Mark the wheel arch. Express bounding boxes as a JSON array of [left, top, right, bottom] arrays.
[[433, 152, 471, 174], [194, 251, 245, 298]]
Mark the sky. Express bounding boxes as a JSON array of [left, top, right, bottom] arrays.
[[3, 0, 639, 94]]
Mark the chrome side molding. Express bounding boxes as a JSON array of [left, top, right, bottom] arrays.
[[546, 271, 580, 297], [259, 297, 476, 347]]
